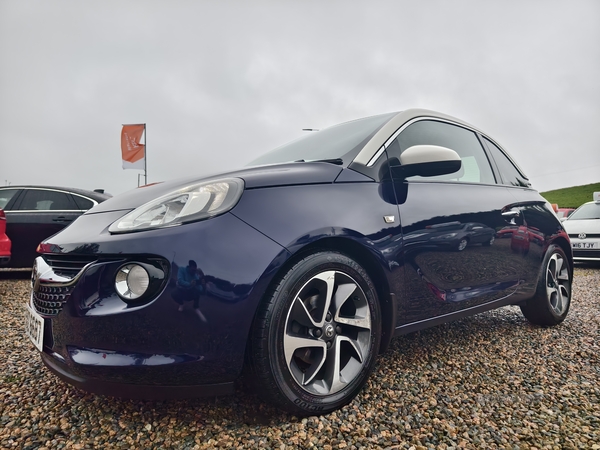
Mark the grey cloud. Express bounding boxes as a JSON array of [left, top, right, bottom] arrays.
[[1, 0, 598, 195]]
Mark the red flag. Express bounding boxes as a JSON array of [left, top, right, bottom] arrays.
[[121, 124, 145, 170]]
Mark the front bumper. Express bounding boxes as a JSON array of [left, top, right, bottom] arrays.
[[41, 351, 235, 399], [32, 211, 288, 397], [570, 238, 600, 261], [0, 234, 10, 266]]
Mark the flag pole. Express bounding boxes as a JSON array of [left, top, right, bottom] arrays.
[[144, 124, 147, 185]]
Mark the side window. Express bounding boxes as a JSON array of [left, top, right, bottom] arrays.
[[72, 195, 94, 210], [17, 190, 76, 211], [0, 189, 20, 209], [386, 120, 496, 184], [483, 137, 530, 187]]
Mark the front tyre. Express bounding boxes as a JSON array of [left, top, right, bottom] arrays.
[[483, 235, 495, 246], [248, 252, 381, 415], [457, 238, 468, 251], [520, 244, 572, 326]]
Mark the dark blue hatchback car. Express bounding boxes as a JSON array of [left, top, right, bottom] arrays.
[[26, 109, 573, 415]]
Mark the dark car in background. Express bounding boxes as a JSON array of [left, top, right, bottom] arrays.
[[0, 186, 110, 268], [25, 109, 572, 415]]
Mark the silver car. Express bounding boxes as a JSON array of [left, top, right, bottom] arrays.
[[562, 193, 600, 262]]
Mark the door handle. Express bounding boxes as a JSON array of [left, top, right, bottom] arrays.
[[52, 216, 73, 223]]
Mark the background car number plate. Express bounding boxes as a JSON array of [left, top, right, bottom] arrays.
[[572, 242, 598, 249], [25, 305, 44, 352]]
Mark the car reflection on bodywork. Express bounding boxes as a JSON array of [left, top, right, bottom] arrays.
[[497, 225, 545, 254], [416, 267, 521, 303], [403, 221, 496, 252]]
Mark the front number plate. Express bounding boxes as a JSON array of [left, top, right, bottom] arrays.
[[25, 304, 45, 352], [572, 242, 598, 249]]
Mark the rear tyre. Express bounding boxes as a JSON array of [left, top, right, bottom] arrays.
[[520, 244, 571, 326], [248, 251, 381, 415]]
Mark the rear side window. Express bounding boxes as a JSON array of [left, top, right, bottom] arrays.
[[0, 189, 19, 209], [17, 189, 77, 211], [483, 137, 530, 187], [387, 120, 496, 184], [72, 195, 94, 210]]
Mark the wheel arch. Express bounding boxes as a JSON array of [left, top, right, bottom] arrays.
[[248, 236, 396, 356]]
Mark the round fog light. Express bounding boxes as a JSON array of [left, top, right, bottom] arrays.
[[115, 264, 150, 300]]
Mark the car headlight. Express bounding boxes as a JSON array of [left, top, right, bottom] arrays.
[[109, 178, 244, 233]]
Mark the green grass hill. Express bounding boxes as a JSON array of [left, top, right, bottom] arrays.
[[540, 182, 600, 209]]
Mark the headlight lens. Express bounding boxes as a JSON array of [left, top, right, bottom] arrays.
[[109, 178, 244, 233], [115, 264, 150, 300]]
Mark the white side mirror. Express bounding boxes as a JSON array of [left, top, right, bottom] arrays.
[[396, 145, 461, 178]]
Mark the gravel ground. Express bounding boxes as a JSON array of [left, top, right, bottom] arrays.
[[1, 266, 599, 449]]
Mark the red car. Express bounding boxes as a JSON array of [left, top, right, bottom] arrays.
[[557, 208, 575, 220], [0, 208, 11, 266]]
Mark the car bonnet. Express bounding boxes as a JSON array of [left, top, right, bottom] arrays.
[[86, 162, 344, 214]]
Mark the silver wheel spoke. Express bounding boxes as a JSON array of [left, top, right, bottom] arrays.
[[552, 290, 562, 314], [313, 271, 336, 326], [332, 283, 357, 318], [552, 255, 563, 278], [335, 315, 371, 330], [341, 335, 364, 363], [557, 285, 569, 313], [284, 335, 326, 362], [333, 283, 371, 330], [324, 336, 344, 393], [283, 334, 327, 387], [290, 296, 318, 328], [546, 283, 558, 301], [556, 256, 569, 281], [323, 336, 365, 393], [545, 253, 570, 316]]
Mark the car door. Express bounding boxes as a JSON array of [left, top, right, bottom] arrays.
[[481, 136, 564, 298], [6, 188, 83, 267], [385, 119, 524, 324]]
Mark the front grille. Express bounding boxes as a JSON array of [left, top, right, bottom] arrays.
[[42, 254, 98, 278], [573, 249, 600, 257], [569, 233, 600, 239], [33, 284, 75, 316]]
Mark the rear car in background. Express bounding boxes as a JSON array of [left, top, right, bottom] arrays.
[[0, 186, 111, 268], [562, 192, 600, 262], [556, 208, 575, 220], [0, 208, 11, 266]]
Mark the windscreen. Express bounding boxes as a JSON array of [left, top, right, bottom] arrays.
[[568, 203, 600, 220], [248, 113, 395, 166]]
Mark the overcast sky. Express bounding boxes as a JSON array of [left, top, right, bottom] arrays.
[[1, 1, 599, 196]]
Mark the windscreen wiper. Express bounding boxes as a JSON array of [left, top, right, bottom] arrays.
[[294, 158, 344, 165]]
